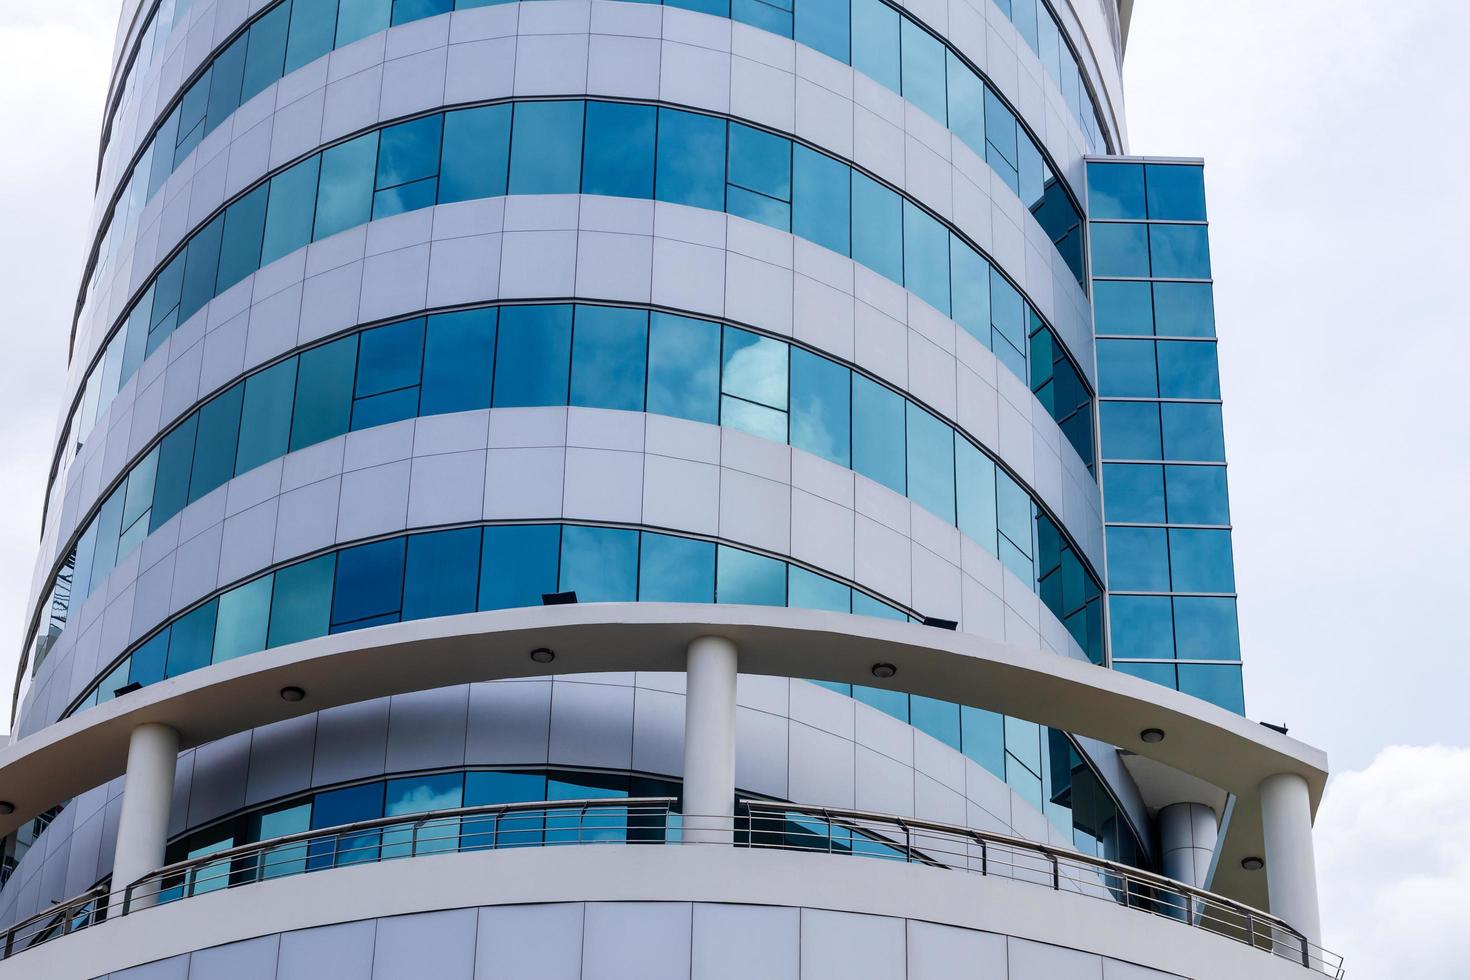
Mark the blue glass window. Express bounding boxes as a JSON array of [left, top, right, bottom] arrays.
[[911, 695, 961, 750], [166, 599, 218, 677], [242, 6, 290, 104], [1105, 526, 1169, 592], [336, 0, 391, 47], [1089, 223, 1149, 278], [1152, 283, 1215, 337], [955, 440, 997, 553], [900, 19, 947, 121], [1144, 164, 1207, 221], [945, 54, 985, 158], [479, 524, 560, 610], [1164, 465, 1229, 525], [961, 705, 1005, 778], [1172, 597, 1240, 660], [788, 567, 850, 612], [851, 0, 900, 92], [638, 533, 715, 603], [1086, 163, 1145, 220], [214, 576, 273, 663], [1115, 661, 1176, 690], [1148, 225, 1210, 279], [314, 132, 378, 241], [421, 308, 495, 414], [402, 528, 482, 621], [559, 525, 638, 602], [647, 312, 719, 425], [727, 122, 792, 230], [854, 685, 907, 723], [795, 0, 848, 62], [290, 336, 357, 452], [851, 173, 903, 284], [1161, 403, 1225, 461], [217, 186, 268, 293], [1167, 529, 1235, 593], [1092, 280, 1153, 335], [1108, 595, 1173, 659], [789, 347, 851, 467], [989, 271, 1026, 371], [949, 239, 990, 344], [309, 782, 384, 868], [1102, 463, 1165, 523], [1177, 664, 1243, 714], [356, 318, 425, 398], [716, 546, 785, 605], [509, 101, 583, 195], [261, 156, 320, 266], [493, 305, 572, 407], [374, 114, 442, 217], [570, 306, 648, 412], [178, 215, 223, 324], [189, 382, 243, 504], [1099, 401, 1161, 460], [268, 554, 335, 648], [128, 631, 170, 688], [851, 375, 905, 494], [656, 109, 726, 211], [902, 202, 950, 314], [331, 537, 406, 630], [439, 105, 510, 203], [393, 0, 454, 24], [792, 145, 850, 256], [1155, 341, 1220, 399], [906, 405, 955, 524], [1096, 339, 1157, 397], [582, 101, 656, 199]]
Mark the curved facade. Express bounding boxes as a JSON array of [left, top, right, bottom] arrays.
[[0, 2, 1336, 978]]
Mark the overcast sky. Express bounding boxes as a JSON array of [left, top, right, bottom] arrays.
[[0, 0, 1464, 972]]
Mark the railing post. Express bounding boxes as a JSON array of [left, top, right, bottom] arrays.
[[1050, 853, 1060, 889], [979, 838, 987, 875]]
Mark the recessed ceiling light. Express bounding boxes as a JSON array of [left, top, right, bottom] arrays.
[[871, 663, 897, 679], [279, 686, 306, 702], [0, 802, 14, 816], [1241, 856, 1265, 871], [1140, 728, 1165, 744], [530, 648, 556, 664]]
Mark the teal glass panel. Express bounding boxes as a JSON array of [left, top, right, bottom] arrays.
[[1177, 664, 1244, 714], [356, 318, 425, 397], [216, 185, 268, 292], [508, 100, 584, 194], [1098, 401, 1161, 460], [667, 0, 728, 14], [1107, 595, 1173, 659], [189, 382, 244, 504], [149, 413, 198, 531], [728, 123, 791, 203], [1144, 164, 1206, 221], [899, 19, 946, 121], [582, 101, 656, 198], [852, 591, 906, 621], [337, 0, 391, 47], [178, 214, 223, 324], [236, 359, 297, 474], [1167, 529, 1235, 593], [148, 253, 184, 344], [638, 533, 715, 603], [422, 308, 496, 414], [997, 473, 1032, 573], [71, 525, 97, 609], [493, 305, 572, 407], [1152, 282, 1215, 337], [1164, 465, 1229, 525], [261, 156, 320, 266], [375, 113, 442, 191], [393, 0, 453, 21], [174, 76, 209, 165], [1172, 597, 1241, 660], [315, 132, 379, 241], [850, 374, 905, 494], [1148, 225, 1210, 279], [570, 306, 648, 412], [128, 630, 170, 687], [439, 104, 510, 203], [308, 783, 384, 868], [791, 145, 850, 256], [961, 705, 1005, 778], [983, 88, 1017, 179], [795, 0, 848, 62], [787, 567, 850, 612], [716, 546, 785, 605], [352, 387, 419, 430], [902, 202, 950, 314], [851, 173, 903, 283], [1092, 280, 1153, 335], [88, 488, 125, 589], [851, 0, 900, 92], [1096, 339, 1157, 397], [479, 524, 560, 610], [241, 5, 290, 104], [732, 0, 793, 36], [905, 404, 955, 523], [655, 109, 726, 210], [382, 771, 463, 855], [721, 327, 787, 410], [789, 347, 850, 467], [267, 554, 335, 648], [1155, 340, 1220, 399], [560, 525, 638, 602], [954, 439, 997, 553], [1102, 463, 1164, 523], [1115, 660, 1177, 689], [205, 37, 248, 136], [402, 528, 482, 621], [911, 695, 961, 750], [1105, 526, 1169, 591], [647, 312, 719, 425], [945, 53, 985, 157], [166, 599, 219, 677], [949, 237, 989, 344], [1088, 223, 1149, 277], [214, 576, 273, 663], [988, 270, 1025, 363], [1160, 402, 1225, 461], [722, 396, 786, 443], [331, 537, 406, 629], [854, 685, 907, 723], [1085, 163, 1145, 219], [289, 336, 358, 451], [120, 448, 159, 543], [284, 0, 339, 73]]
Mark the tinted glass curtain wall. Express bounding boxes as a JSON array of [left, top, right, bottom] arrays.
[[1086, 159, 1245, 714]]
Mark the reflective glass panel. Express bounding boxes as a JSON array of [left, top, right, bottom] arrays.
[[1105, 526, 1170, 592], [570, 306, 648, 412], [1167, 529, 1235, 593], [1092, 280, 1153, 335], [582, 101, 656, 199], [1155, 340, 1220, 399], [647, 312, 719, 425], [1144, 164, 1207, 221], [1164, 465, 1229, 525], [479, 524, 560, 610], [559, 525, 638, 602], [439, 105, 510, 203], [789, 347, 851, 467], [655, 109, 726, 210], [1086, 163, 1145, 219], [1172, 597, 1241, 660], [716, 546, 785, 605], [421, 308, 496, 414], [508, 101, 583, 194], [1108, 595, 1173, 659], [268, 554, 335, 648], [493, 305, 572, 407], [331, 537, 406, 629], [1152, 282, 1215, 337], [402, 528, 482, 621], [1148, 225, 1210, 279], [1089, 223, 1149, 278], [638, 533, 715, 603], [851, 375, 905, 494]]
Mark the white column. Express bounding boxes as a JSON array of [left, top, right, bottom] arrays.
[[1260, 772, 1323, 953], [113, 723, 179, 907], [1159, 802, 1218, 888], [682, 635, 738, 845]]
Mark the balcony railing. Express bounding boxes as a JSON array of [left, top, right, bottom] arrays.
[[0, 797, 1343, 976]]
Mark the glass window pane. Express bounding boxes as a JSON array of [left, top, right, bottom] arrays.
[[1099, 401, 1161, 460], [961, 705, 1005, 778], [728, 123, 791, 202], [356, 318, 425, 398], [331, 537, 406, 628], [795, 0, 848, 63], [789, 347, 850, 467], [983, 88, 1018, 170], [129, 630, 171, 687], [1144, 164, 1207, 221], [911, 695, 960, 750], [1172, 597, 1240, 660], [1105, 526, 1169, 592], [851, 375, 905, 494], [1108, 595, 1173, 659], [900, 19, 946, 121], [422, 308, 496, 414], [647, 312, 719, 424], [402, 528, 482, 621], [655, 109, 726, 211], [722, 326, 787, 410], [955, 439, 997, 553], [284, 0, 338, 74], [393, 0, 454, 24], [852, 591, 906, 621], [582, 101, 655, 198], [214, 575, 273, 662], [236, 359, 297, 475], [1115, 660, 1176, 690], [376, 114, 442, 190], [166, 599, 218, 677], [1086, 163, 1145, 219], [314, 132, 379, 241], [851, 0, 900, 92], [716, 546, 785, 605], [906, 405, 955, 523], [1102, 463, 1165, 523], [508, 101, 584, 194], [638, 533, 715, 603], [988, 269, 1025, 358], [479, 524, 560, 610], [945, 54, 985, 156], [1160, 402, 1225, 461], [189, 382, 244, 503], [787, 566, 850, 612], [150, 413, 197, 531], [268, 554, 335, 648], [1155, 340, 1220, 399], [337, 0, 391, 48], [1177, 664, 1244, 714], [1089, 222, 1150, 278], [385, 772, 463, 816], [1092, 280, 1153, 335], [721, 396, 786, 443], [1095, 339, 1157, 398], [791, 145, 850, 256], [902, 202, 950, 314], [949, 238, 990, 345], [1164, 464, 1229, 525], [242, 5, 290, 104], [854, 685, 907, 723], [493, 305, 572, 407], [560, 525, 638, 602], [261, 156, 321, 266], [121, 448, 159, 540], [290, 335, 358, 451], [1148, 225, 1210, 279], [996, 472, 1031, 557], [217, 185, 268, 292], [570, 306, 648, 412], [851, 173, 902, 283], [1167, 529, 1235, 593], [439, 104, 510, 203], [178, 215, 224, 324], [374, 174, 438, 222], [1152, 282, 1215, 337], [351, 387, 419, 431]]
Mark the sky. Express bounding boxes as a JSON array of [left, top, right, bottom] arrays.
[[0, 0, 1465, 973]]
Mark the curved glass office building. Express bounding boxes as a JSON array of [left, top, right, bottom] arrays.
[[0, 1, 1337, 977]]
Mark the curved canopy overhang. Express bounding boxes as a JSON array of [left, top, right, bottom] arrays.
[[0, 603, 1325, 907]]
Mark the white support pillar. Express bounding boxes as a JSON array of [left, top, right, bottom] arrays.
[[1159, 802, 1218, 889], [1260, 772, 1323, 952], [113, 723, 179, 907], [682, 635, 738, 845]]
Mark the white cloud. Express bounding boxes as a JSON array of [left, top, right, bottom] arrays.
[[1316, 745, 1470, 978]]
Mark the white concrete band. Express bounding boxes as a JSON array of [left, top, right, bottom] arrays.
[[681, 635, 738, 844], [110, 722, 179, 904], [1259, 772, 1322, 948]]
